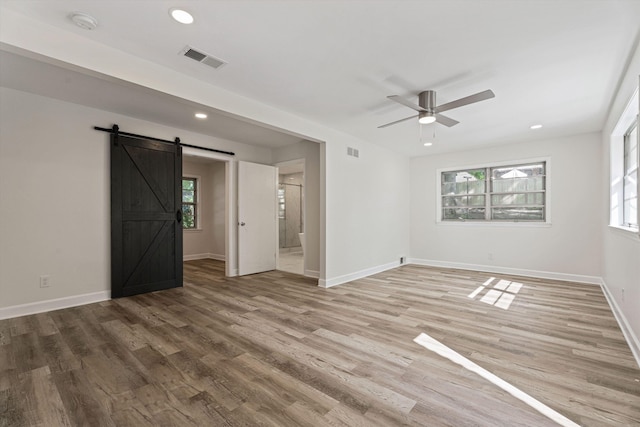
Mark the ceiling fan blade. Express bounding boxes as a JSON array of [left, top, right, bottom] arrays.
[[387, 95, 426, 112], [378, 114, 419, 128], [435, 114, 459, 127], [435, 89, 495, 114]]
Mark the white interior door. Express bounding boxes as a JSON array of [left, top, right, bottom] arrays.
[[238, 161, 277, 275]]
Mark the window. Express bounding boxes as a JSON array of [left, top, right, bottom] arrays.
[[623, 122, 638, 228], [610, 86, 638, 232], [440, 161, 546, 222], [182, 177, 197, 229]]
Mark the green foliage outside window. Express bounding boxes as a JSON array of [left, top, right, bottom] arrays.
[[182, 178, 197, 229]]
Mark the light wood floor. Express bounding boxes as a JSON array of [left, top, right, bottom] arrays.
[[1, 260, 638, 426]]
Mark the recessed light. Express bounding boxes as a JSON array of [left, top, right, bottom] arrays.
[[195, 113, 207, 119], [423, 142, 433, 147], [170, 8, 194, 24], [530, 124, 543, 130], [69, 12, 98, 30]]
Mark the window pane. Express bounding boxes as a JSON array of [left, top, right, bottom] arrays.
[[467, 208, 486, 219], [492, 177, 544, 193], [443, 195, 485, 207], [442, 169, 485, 195], [492, 163, 545, 193], [491, 163, 544, 180], [443, 207, 485, 220], [491, 193, 544, 206], [182, 179, 194, 191], [182, 190, 194, 203], [443, 196, 467, 207], [182, 204, 195, 228], [492, 207, 544, 221]]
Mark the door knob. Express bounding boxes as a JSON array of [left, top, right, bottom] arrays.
[[239, 222, 246, 226]]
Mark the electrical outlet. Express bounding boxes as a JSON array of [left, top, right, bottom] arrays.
[[400, 256, 406, 264], [40, 275, 50, 288], [488, 253, 494, 261]]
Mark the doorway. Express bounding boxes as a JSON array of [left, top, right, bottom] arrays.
[[181, 148, 235, 277], [276, 160, 305, 275]]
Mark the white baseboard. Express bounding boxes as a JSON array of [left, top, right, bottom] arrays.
[[599, 279, 640, 369], [183, 253, 226, 261], [319, 260, 400, 288], [0, 291, 110, 320], [408, 258, 602, 285]]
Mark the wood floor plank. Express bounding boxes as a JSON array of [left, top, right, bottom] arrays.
[[1, 259, 638, 426]]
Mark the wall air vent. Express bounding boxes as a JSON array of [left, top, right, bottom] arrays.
[[181, 46, 227, 70]]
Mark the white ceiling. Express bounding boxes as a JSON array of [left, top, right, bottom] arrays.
[[1, 0, 639, 157]]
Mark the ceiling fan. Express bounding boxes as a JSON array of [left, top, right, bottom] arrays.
[[379, 89, 495, 128]]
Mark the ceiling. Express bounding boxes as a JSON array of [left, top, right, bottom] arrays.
[[1, 0, 639, 157], [0, 49, 307, 149]]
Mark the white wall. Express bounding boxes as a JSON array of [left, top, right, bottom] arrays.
[[323, 139, 411, 286], [601, 40, 640, 359], [0, 87, 270, 312], [182, 159, 226, 260], [409, 132, 603, 281], [272, 141, 321, 276]]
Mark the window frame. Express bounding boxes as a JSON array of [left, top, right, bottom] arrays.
[[436, 157, 551, 226], [181, 176, 199, 230]]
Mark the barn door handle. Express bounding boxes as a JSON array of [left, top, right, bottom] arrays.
[[176, 209, 182, 223]]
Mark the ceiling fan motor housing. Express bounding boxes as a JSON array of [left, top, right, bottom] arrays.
[[419, 90, 436, 112]]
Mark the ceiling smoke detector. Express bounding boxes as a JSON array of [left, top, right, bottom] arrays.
[[69, 12, 98, 30]]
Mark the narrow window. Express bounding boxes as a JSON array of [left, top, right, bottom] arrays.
[[182, 177, 197, 229], [623, 122, 638, 228]]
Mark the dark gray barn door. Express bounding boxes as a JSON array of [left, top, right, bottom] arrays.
[[110, 133, 183, 298]]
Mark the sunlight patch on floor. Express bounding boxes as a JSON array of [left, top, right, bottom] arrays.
[[468, 277, 522, 310], [413, 332, 580, 427]]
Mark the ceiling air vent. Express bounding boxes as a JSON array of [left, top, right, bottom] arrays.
[[181, 46, 227, 70]]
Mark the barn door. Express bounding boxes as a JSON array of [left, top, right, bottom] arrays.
[[110, 133, 183, 298]]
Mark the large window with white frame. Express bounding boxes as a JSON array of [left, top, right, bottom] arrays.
[[439, 161, 547, 222], [610, 86, 639, 233]]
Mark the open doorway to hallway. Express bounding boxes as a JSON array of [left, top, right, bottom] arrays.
[[276, 160, 305, 275]]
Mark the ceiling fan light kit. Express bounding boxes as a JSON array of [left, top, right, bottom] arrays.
[[379, 89, 495, 129], [418, 112, 436, 124]]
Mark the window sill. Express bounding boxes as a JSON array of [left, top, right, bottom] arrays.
[[436, 221, 552, 228], [183, 228, 203, 233], [608, 225, 640, 242]]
